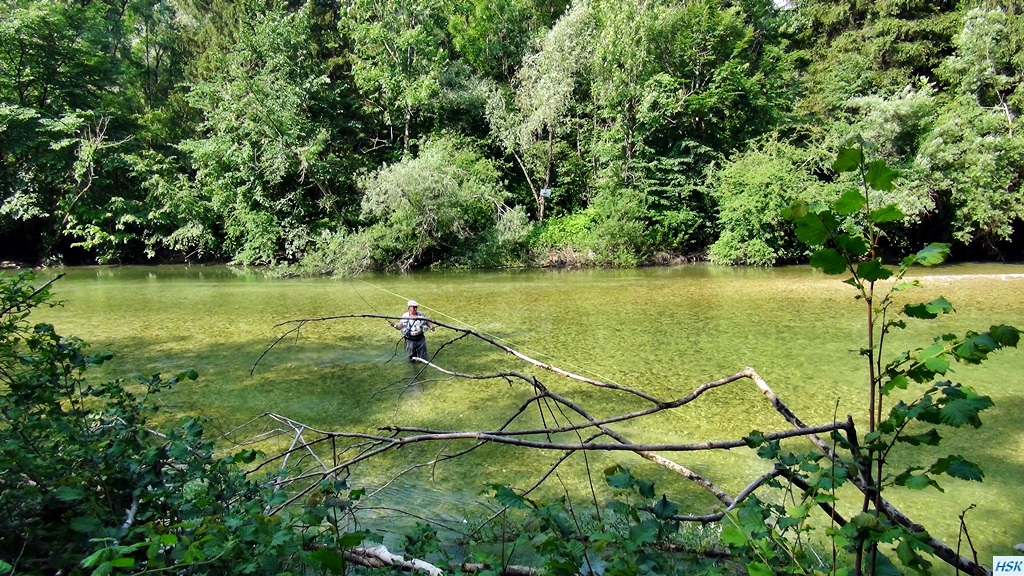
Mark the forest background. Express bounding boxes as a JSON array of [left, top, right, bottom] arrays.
[[2, 0, 1023, 273]]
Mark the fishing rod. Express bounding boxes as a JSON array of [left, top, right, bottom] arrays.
[[354, 278, 625, 387], [353, 281, 392, 323], [351, 281, 405, 362], [355, 280, 421, 334]]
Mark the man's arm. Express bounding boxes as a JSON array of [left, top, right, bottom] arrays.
[[392, 313, 407, 330]]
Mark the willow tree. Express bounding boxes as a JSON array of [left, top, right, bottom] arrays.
[[322, 135, 526, 273], [484, 0, 594, 222], [918, 6, 1024, 254]]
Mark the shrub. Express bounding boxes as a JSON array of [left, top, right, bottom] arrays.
[[705, 140, 823, 266], [0, 272, 367, 574]]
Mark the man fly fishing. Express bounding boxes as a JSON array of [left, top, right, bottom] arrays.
[[390, 300, 434, 362]]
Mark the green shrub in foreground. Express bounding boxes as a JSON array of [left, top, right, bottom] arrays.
[[0, 272, 370, 575]]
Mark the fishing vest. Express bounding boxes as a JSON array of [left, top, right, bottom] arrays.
[[403, 315, 426, 339]]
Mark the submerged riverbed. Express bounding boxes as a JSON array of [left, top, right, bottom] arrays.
[[30, 262, 1024, 564]]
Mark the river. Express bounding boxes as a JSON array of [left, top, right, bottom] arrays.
[[29, 262, 1024, 565]]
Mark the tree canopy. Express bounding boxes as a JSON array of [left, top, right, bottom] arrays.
[[2, 0, 1023, 269]]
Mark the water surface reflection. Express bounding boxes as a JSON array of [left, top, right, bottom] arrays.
[[32, 263, 1024, 562]]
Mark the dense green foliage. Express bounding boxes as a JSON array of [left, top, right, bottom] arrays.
[[726, 142, 1022, 575], [2, 0, 1023, 268], [0, 272, 372, 574], [2, 143, 1021, 573], [476, 145, 1024, 576]]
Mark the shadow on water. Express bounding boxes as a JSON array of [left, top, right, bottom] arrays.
[[878, 367, 1024, 561], [26, 263, 1024, 560]]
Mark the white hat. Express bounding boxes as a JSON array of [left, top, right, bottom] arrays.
[[407, 300, 419, 307]]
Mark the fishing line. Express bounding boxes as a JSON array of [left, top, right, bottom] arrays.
[[351, 281, 405, 364], [355, 278, 625, 387]]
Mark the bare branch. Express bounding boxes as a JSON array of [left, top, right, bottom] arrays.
[[345, 545, 443, 576], [237, 312, 984, 576]]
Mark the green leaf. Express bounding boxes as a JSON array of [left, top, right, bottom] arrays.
[[748, 562, 774, 576], [904, 303, 937, 320], [865, 160, 899, 191], [651, 495, 678, 520], [916, 296, 955, 318], [902, 472, 940, 491], [82, 546, 112, 568], [636, 479, 656, 499], [931, 455, 984, 482], [929, 296, 955, 314], [938, 390, 993, 428], [814, 492, 838, 504], [990, 325, 1021, 347], [918, 342, 945, 362], [109, 558, 135, 568], [836, 234, 870, 256], [720, 524, 748, 546], [338, 531, 368, 548], [896, 429, 941, 446], [629, 519, 659, 545], [607, 499, 632, 518], [785, 502, 811, 521], [309, 549, 346, 574], [912, 243, 950, 266], [810, 249, 848, 275], [228, 449, 260, 464], [55, 485, 85, 502], [893, 280, 921, 292], [925, 295, 954, 313], [896, 538, 934, 575], [794, 214, 830, 246], [743, 431, 765, 448], [849, 512, 880, 530], [868, 204, 905, 224], [833, 190, 867, 215], [757, 440, 780, 460], [955, 332, 1000, 363], [605, 466, 635, 490], [779, 452, 800, 466], [782, 200, 809, 220], [924, 355, 949, 374], [832, 147, 863, 172], [857, 259, 893, 282], [493, 485, 533, 509], [883, 374, 910, 393], [70, 515, 103, 533]]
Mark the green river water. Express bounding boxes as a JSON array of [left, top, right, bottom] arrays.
[[28, 263, 1024, 565]]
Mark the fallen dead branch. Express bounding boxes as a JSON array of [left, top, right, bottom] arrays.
[[345, 547, 541, 576], [235, 314, 989, 576], [345, 545, 443, 575]]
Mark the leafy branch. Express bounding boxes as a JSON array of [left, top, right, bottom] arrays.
[[777, 139, 1020, 576]]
